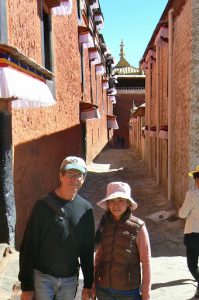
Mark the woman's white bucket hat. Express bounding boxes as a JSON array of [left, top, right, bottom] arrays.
[[97, 182, 138, 211]]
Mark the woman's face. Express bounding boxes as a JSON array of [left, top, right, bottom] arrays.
[[107, 197, 129, 220]]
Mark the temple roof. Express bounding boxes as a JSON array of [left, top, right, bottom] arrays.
[[114, 40, 143, 75]]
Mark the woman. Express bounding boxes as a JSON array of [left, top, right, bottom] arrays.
[[179, 165, 199, 298], [94, 182, 151, 300]]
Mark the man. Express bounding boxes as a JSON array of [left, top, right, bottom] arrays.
[[179, 165, 199, 298], [19, 156, 95, 300]]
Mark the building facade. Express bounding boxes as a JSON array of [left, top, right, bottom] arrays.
[[113, 40, 145, 148], [0, 0, 115, 247], [130, 103, 145, 160], [141, 0, 199, 208]]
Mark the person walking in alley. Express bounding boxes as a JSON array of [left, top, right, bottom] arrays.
[[179, 165, 199, 298], [93, 182, 151, 300], [18, 156, 95, 300]]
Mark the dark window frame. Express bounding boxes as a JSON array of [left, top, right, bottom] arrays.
[[40, 2, 55, 97], [41, 8, 53, 71], [89, 60, 93, 102], [77, 0, 81, 21], [80, 45, 85, 93]]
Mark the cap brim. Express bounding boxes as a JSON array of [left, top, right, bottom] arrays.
[[63, 164, 86, 174]]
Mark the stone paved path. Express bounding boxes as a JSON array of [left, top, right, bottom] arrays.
[[80, 147, 197, 300], [0, 147, 198, 300]]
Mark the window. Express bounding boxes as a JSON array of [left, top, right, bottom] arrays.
[[101, 83, 104, 111], [42, 9, 53, 71], [39, 2, 55, 95], [89, 60, 93, 101], [95, 72, 98, 104], [80, 45, 85, 92], [77, 0, 81, 21]]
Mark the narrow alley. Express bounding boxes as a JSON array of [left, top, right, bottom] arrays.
[[1, 1, 199, 299], [80, 147, 196, 300], [0, 147, 197, 300]]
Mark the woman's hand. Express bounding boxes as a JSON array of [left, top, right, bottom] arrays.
[[21, 291, 34, 300], [91, 284, 96, 300], [82, 288, 92, 300]]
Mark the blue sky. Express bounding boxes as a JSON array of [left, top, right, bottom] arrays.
[[99, 0, 168, 67]]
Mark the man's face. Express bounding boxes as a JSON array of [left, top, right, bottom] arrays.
[[60, 169, 85, 195]]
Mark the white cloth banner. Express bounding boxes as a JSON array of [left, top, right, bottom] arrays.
[[107, 87, 117, 95], [95, 64, 105, 75], [89, 50, 98, 60], [91, 54, 101, 66], [79, 32, 92, 44], [110, 99, 116, 104], [82, 39, 94, 49], [96, 23, 104, 30], [81, 108, 101, 121], [79, 32, 94, 49], [52, 0, 73, 15], [94, 14, 103, 23], [109, 95, 116, 102], [0, 67, 56, 108], [90, 0, 99, 10], [102, 81, 109, 89], [108, 119, 119, 130]]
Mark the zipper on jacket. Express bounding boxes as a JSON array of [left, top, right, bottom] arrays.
[[109, 222, 117, 287]]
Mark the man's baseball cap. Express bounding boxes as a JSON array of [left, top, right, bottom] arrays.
[[60, 156, 87, 174]]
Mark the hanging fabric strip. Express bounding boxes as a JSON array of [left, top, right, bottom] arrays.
[[0, 66, 55, 108], [107, 87, 117, 95], [81, 107, 101, 120], [107, 115, 119, 129], [95, 63, 105, 75], [79, 32, 94, 49], [102, 80, 109, 89], [90, 0, 99, 10], [52, 0, 73, 15]]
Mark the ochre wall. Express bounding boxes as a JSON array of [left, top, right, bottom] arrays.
[[172, 0, 192, 207], [143, 0, 193, 207], [6, 0, 110, 246], [113, 93, 145, 148], [189, 0, 199, 190], [7, 1, 42, 63]]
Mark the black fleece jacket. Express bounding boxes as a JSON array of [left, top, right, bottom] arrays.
[[19, 191, 95, 291]]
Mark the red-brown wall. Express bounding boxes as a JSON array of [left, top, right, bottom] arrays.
[[113, 94, 144, 148], [4, 0, 111, 246]]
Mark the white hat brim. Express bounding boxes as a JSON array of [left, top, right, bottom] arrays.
[[96, 192, 138, 211]]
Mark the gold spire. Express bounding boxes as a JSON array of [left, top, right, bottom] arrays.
[[114, 40, 143, 75], [120, 39, 125, 59], [115, 39, 131, 68]]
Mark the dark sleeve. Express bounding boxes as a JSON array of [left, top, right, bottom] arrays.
[[18, 201, 45, 291], [78, 208, 95, 288]]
